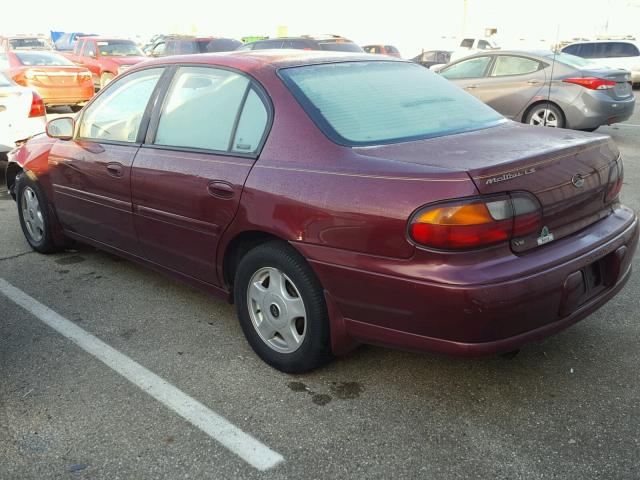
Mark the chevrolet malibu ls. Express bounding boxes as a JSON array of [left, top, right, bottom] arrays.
[[5, 51, 638, 372]]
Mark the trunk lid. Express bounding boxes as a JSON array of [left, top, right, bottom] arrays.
[[354, 122, 620, 252]]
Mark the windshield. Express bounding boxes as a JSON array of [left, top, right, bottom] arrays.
[[97, 40, 143, 57], [279, 61, 504, 146], [9, 38, 50, 50], [15, 51, 74, 66], [549, 52, 602, 69]]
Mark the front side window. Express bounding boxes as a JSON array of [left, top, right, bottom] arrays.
[[154, 67, 250, 151], [152, 42, 166, 56], [440, 56, 491, 79], [83, 42, 96, 57], [79, 68, 162, 142], [490, 56, 541, 76], [280, 61, 504, 146]]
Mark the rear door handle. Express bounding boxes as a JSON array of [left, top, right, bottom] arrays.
[[106, 162, 124, 178], [465, 84, 478, 90], [527, 79, 543, 85]]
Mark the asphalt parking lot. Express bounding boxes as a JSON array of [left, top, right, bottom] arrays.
[[1, 96, 639, 479]]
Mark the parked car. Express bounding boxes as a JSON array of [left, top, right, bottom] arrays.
[[0, 35, 53, 52], [0, 50, 94, 110], [5, 52, 637, 372], [412, 50, 451, 68], [63, 37, 147, 89], [238, 35, 363, 52], [437, 50, 635, 130], [362, 44, 401, 58], [54, 32, 96, 52], [450, 37, 500, 62], [147, 36, 242, 57], [561, 40, 640, 87], [0, 72, 46, 153]]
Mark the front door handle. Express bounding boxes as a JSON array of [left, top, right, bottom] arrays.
[[208, 181, 235, 199], [527, 79, 543, 85], [106, 162, 124, 178], [465, 84, 478, 90]]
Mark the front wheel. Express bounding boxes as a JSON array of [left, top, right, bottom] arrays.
[[524, 103, 565, 128], [15, 174, 61, 253], [234, 241, 333, 373]]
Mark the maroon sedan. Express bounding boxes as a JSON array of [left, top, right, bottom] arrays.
[[5, 51, 638, 372]]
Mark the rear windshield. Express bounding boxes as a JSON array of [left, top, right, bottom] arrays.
[[279, 61, 504, 146], [319, 41, 363, 52], [548, 52, 601, 69], [97, 40, 143, 57], [15, 51, 74, 66]]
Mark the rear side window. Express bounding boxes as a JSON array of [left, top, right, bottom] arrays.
[[83, 42, 96, 57], [607, 42, 640, 57], [318, 41, 362, 52], [279, 61, 504, 146], [490, 56, 541, 76], [477, 40, 491, 50], [154, 66, 269, 154], [385, 46, 399, 54], [440, 56, 491, 79], [460, 39, 474, 48], [232, 89, 269, 153]]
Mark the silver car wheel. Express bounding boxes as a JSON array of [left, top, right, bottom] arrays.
[[247, 267, 307, 354], [21, 187, 44, 243], [529, 108, 559, 128]]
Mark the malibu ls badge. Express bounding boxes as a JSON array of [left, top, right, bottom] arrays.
[[485, 167, 536, 185]]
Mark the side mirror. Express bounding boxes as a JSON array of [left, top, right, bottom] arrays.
[[46, 117, 75, 140]]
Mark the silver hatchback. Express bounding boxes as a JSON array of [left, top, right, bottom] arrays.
[[436, 50, 635, 131]]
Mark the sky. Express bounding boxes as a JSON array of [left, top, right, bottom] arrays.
[[5, 0, 640, 57]]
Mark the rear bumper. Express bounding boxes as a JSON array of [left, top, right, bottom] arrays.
[[564, 91, 635, 129], [295, 207, 639, 356], [28, 84, 94, 106]]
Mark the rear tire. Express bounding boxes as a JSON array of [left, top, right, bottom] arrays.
[[234, 241, 333, 373], [15, 174, 62, 253], [524, 102, 565, 128]]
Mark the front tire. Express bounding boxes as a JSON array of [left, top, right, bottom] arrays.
[[524, 102, 565, 128], [234, 241, 333, 373], [15, 174, 61, 253]]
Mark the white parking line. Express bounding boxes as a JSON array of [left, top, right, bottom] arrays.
[[0, 278, 284, 471]]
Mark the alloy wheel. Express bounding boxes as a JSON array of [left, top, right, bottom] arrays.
[[529, 108, 559, 127], [247, 267, 307, 354], [21, 187, 44, 242]]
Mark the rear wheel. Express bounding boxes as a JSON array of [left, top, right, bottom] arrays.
[[15, 174, 61, 253], [234, 241, 333, 373], [100, 73, 114, 90], [524, 103, 565, 128]]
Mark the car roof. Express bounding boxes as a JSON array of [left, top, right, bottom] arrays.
[[137, 50, 402, 73]]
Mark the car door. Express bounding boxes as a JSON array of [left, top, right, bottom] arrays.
[[131, 65, 271, 285], [48, 67, 165, 255], [479, 54, 547, 119], [81, 41, 101, 86], [439, 56, 494, 98]]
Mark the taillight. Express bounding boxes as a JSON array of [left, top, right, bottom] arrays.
[[29, 91, 46, 118], [562, 77, 616, 90], [605, 158, 624, 203], [409, 193, 542, 250]]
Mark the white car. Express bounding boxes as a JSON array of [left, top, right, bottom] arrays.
[[561, 40, 640, 86], [0, 72, 46, 153], [450, 37, 500, 62]]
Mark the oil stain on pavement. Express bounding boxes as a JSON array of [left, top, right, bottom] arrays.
[[287, 381, 363, 406]]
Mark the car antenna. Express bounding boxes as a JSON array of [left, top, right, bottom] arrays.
[[545, 24, 561, 126]]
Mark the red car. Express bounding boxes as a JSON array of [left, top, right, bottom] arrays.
[[5, 52, 638, 372], [0, 50, 94, 110], [62, 37, 147, 89]]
